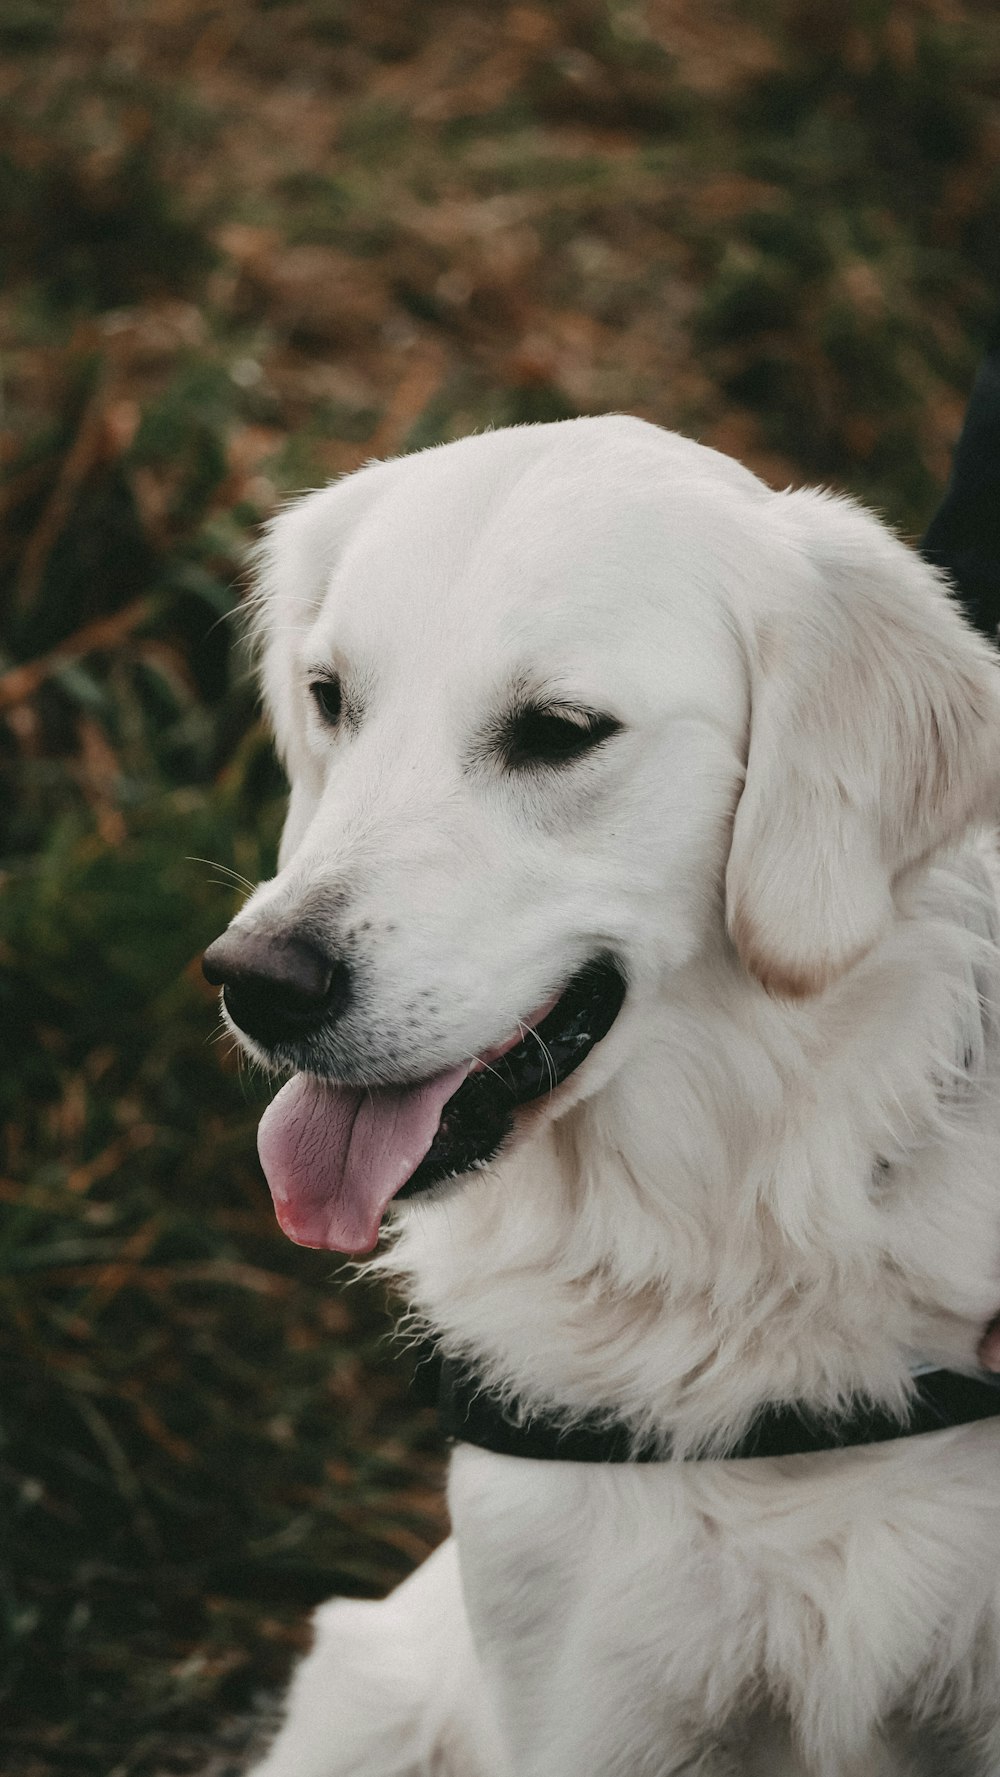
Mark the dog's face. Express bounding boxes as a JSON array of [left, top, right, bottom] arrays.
[[205, 417, 1000, 1252]]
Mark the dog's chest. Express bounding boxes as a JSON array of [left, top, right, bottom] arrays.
[[447, 1431, 1000, 1775]]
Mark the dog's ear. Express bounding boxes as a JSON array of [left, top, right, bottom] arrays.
[[725, 488, 1000, 998]]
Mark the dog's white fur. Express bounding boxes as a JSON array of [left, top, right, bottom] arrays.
[[239, 417, 1000, 1775]]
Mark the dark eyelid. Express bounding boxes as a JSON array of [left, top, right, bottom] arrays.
[[499, 703, 622, 769], [309, 673, 342, 726]]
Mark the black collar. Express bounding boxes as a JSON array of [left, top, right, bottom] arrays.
[[419, 1349, 1000, 1462]]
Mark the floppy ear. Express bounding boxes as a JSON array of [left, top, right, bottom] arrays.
[[725, 488, 1000, 999]]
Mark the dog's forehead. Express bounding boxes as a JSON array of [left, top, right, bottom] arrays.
[[303, 420, 762, 696]]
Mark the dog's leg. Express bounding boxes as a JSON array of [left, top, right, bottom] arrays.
[[248, 1538, 505, 1777]]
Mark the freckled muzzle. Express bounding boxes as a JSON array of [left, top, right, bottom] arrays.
[[396, 952, 627, 1197]]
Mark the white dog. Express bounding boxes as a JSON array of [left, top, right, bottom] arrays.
[[203, 417, 1000, 1776]]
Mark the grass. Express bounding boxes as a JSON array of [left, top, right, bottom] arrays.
[[2, 0, 999, 1767]]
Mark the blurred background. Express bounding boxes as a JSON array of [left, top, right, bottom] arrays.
[[1, 0, 998, 1769]]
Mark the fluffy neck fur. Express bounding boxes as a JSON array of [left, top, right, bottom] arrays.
[[374, 839, 1000, 1458]]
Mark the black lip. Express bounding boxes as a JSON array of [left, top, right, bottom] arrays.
[[396, 952, 626, 1200]]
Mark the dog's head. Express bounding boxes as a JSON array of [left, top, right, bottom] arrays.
[[204, 417, 1000, 1252]]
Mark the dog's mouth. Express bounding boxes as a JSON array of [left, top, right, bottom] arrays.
[[256, 953, 626, 1254]]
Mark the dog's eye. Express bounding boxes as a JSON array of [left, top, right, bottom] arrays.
[[502, 706, 622, 769], [310, 676, 342, 726]]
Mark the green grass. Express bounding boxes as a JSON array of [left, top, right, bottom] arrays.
[[2, 0, 999, 1765]]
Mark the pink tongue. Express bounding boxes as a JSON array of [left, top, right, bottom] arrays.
[[256, 1063, 471, 1253]]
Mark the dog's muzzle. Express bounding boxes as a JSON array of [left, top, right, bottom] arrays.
[[397, 952, 627, 1197], [204, 924, 627, 1254], [202, 928, 351, 1047]]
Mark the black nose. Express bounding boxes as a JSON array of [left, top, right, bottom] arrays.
[[202, 928, 349, 1046]]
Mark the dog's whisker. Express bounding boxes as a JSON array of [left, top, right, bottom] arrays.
[[519, 1021, 558, 1094], [186, 855, 258, 896], [471, 1054, 508, 1086]]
